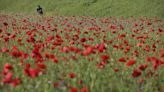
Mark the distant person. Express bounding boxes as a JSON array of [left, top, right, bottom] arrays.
[[37, 5, 43, 15]]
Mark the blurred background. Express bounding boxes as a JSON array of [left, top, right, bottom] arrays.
[[0, 0, 164, 18]]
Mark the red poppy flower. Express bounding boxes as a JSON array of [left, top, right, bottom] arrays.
[[81, 86, 88, 92], [138, 64, 148, 71], [126, 59, 136, 67], [24, 67, 40, 78], [29, 68, 40, 78], [37, 63, 47, 69], [118, 57, 126, 62], [3, 22, 8, 26], [25, 63, 31, 69], [4, 63, 13, 71], [61, 46, 69, 53], [159, 53, 164, 58], [69, 72, 76, 78], [70, 87, 78, 92], [101, 55, 109, 61], [0, 29, 3, 33], [82, 47, 93, 56], [11, 50, 22, 58], [52, 57, 58, 63], [2, 72, 13, 83], [46, 35, 54, 42], [80, 37, 87, 43], [132, 69, 141, 78], [114, 68, 119, 72], [1, 47, 9, 53], [11, 77, 21, 87], [98, 43, 106, 53], [78, 80, 83, 85], [96, 61, 107, 69], [133, 50, 139, 57]]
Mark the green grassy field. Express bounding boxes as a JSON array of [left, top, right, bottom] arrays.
[[0, 13, 164, 92], [0, 0, 164, 18], [0, 1, 164, 92]]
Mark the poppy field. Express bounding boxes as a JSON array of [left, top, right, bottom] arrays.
[[0, 14, 164, 92]]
